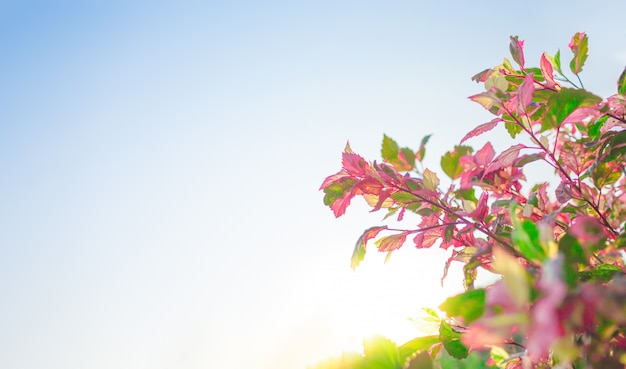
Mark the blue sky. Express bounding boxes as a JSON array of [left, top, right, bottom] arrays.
[[1, 1, 625, 368]]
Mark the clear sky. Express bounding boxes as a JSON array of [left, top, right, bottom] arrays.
[[1, 1, 625, 368]]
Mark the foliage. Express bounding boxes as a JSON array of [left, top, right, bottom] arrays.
[[316, 33, 626, 368]]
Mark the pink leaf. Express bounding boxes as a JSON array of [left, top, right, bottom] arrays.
[[527, 258, 567, 362], [568, 32, 585, 51], [562, 106, 602, 125], [469, 192, 489, 221], [361, 226, 387, 246], [413, 229, 440, 249], [460, 119, 501, 144], [517, 73, 535, 114], [330, 190, 355, 217], [485, 144, 526, 175], [342, 152, 367, 176], [540, 53, 558, 88], [570, 215, 608, 246], [319, 171, 350, 190], [474, 142, 496, 166]]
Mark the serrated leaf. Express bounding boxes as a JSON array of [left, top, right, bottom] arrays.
[[485, 144, 525, 175], [439, 289, 486, 324], [362, 335, 401, 369], [460, 119, 500, 144], [398, 336, 440, 364], [592, 160, 622, 188], [382, 135, 416, 172], [382, 135, 400, 163], [504, 121, 522, 138], [323, 177, 358, 217], [352, 226, 388, 269], [423, 169, 440, 191], [439, 321, 468, 359], [542, 88, 602, 128], [403, 350, 432, 369]]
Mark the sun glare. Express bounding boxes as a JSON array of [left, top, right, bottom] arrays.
[[275, 247, 469, 368]]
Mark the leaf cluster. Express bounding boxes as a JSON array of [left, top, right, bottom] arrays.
[[319, 33, 626, 368]]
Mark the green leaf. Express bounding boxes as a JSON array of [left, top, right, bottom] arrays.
[[362, 335, 401, 369], [439, 289, 486, 324], [454, 188, 477, 202], [542, 88, 602, 129], [588, 115, 608, 140], [615, 233, 626, 248], [554, 49, 563, 74], [601, 130, 626, 162], [382, 135, 416, 172], [441, 145, 473, 180], [592, 161, 622, 188], [579, 264, 623, 282], [437, 349, 490, 369], [398, 336, 440, 364], [439, 321, 468, 359], [504, 121, 522, 138], [382, 135, 400, 163], [618, 67, 626, 95], [351, 226, 388, 269], [323, 178, 357, 207], [569, 32, 589, 75], [559, 232, 587, 265], [423, 169, 440, 191], [416, 134, 432, 162], [512, 219, 546, 262]]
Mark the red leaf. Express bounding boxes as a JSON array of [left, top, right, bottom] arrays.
[[351, 226, 388, 269], [342, 151, 368, 176], [485, 144, 525, 175], [330, 190, 355, 217], [320, 171, 350, 190], [460, 119, 501, 144], [375, 232, 408, 252], [517, 73, 535, 114], [469, 191, 489, 221]]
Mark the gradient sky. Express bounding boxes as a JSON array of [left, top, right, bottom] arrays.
[[1, 1, 625, 368]]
